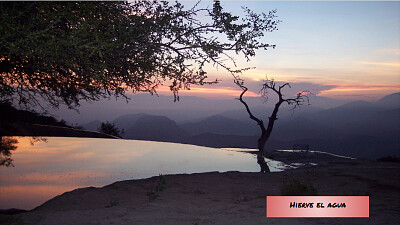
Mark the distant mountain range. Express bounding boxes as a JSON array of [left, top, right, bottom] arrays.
[[81, 92, 400, 159], [375, 92, 400, 108], [124, 115, 190, 142], [180, 115, 258, 136]]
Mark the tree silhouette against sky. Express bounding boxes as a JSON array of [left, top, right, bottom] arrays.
[[235, 76, 310, 172], [0, 1, 279, 109]]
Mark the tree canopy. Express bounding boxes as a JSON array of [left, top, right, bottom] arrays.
[[98, 121, 124, 138], [0, 136, 18, 167], [0, 0, 279, 109]]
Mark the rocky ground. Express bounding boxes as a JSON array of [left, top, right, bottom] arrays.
[[1, 160, 399, 225]]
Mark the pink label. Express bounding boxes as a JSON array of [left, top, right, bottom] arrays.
[[266, 196, 369, 217]]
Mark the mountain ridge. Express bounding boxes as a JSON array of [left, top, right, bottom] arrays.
[[77, 92, 400, 159]]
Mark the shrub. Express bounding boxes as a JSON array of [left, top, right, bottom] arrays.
[[146, 174, 167, 201], [98, 121, 124, 138], [282, 180, 318, 196], [377, 155, 400, 163]]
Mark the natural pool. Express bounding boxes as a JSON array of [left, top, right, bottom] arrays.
[[0, 137, 288, 210]]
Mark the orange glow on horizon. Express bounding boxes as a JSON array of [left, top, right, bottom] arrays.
[[181, 87, 259, 97], [149, 81, 399, 100], [0, 185, 78, 210], [154, 85, 259, 98], [318, 84, 399, 99], [320, 84, 399, 92], [358, 61, 400, 68]]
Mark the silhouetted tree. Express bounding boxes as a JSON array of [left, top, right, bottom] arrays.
[[235, 77, 310, 172], [1, 1, 279, 109], [0, 136, 47, 167], [0, 136, 18, 167], [98, 121, 124, 138]]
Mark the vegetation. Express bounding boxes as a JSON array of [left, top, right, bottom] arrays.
[[235, 77, 310, 172], [0, 136, 18, 167], [1, 1, 279, 109], [146, 174, 167, 201], [282, 179, 318, 196], [0, 136, 47, 167], [0, 102, 69, 127], [98, 121, 124, 138], [0, 102, 70, 136], [104, 200, 118, 208]]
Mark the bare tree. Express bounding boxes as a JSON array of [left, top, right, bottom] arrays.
[[235, 77, 310, 172]]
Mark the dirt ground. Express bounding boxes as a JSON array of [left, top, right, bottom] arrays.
[[1, 160, 399, 225]]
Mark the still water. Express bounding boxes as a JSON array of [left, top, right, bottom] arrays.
[[0, 137, 287, 210]]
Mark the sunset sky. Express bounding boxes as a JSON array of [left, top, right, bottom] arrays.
[[159, 1, 400, 101]]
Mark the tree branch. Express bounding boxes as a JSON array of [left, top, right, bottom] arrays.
[[234, 78, 265, 131]]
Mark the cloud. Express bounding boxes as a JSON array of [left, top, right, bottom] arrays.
[[377, 48, 400, 56], [318, 84, 400, 100], [154, 80, 260, 98], [180, 86, 259, 97], [358, 61, 400, 68], [144, 77, 341, 103], [320, 84, 400, 92], [211, 78, 338, 96]]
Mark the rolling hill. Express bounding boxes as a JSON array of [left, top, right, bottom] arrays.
[[124, 115, 190, 142], [180, 115, 258, 136], [78, 92, 400, 159]]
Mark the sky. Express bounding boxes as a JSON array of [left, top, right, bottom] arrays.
[[45, 1, 400, 123], [156, 1, 400, 101]]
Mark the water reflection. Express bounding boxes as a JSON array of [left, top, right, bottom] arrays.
[[0, 137, 287, 210], [0, 136, 47, 167], [28, 136, 48, 146]]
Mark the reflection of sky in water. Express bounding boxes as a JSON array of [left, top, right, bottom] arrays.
[[0, 137, 286, 210]]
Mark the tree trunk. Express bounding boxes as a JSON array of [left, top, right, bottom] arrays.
[[235, 79, 308, 173], [257, 102, 281, 173], [257, 136, 270, 173]]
